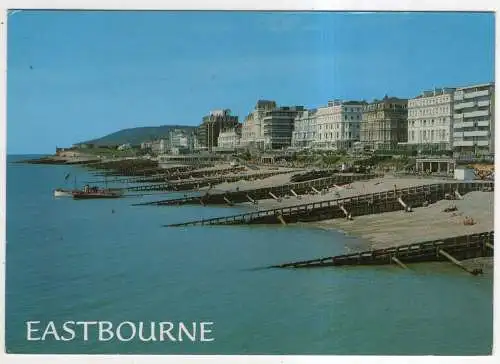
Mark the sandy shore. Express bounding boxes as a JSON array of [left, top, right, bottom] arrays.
[[314, 191, 493, 250], [199, 169, 300, 193], [240, 175, 448, 210]]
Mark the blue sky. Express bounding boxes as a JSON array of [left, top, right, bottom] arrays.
[[7, 11, 495, 154]]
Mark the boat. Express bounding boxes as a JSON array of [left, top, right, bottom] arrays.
[[54, 173, 78, 197], [72, 185, 124, 199], [53, 188, 74, 197]]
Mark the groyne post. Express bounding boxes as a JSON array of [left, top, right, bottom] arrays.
[[277, 213, 287, 226], [438, 248, 481, 275], [269, 192, 280, 201], [339, 205, 352, 220], [397, 197, 407, 210], [391, 256, 408, 269]]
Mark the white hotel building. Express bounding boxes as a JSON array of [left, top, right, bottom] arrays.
[[406, 88, 455, 151], [453, 82, 495, 158], [217, 126, 242, 150], [241, 100, 277, 150], [291, 100, 365, 150], [291, 109, 317, 148]]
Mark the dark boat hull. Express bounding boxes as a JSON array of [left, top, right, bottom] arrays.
[[72, 191, 123, 199]]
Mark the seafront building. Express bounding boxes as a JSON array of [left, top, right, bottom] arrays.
[[313, 100, 365, 150], [168, 128, 194, 152], [360, 96, 408, 150], [262, 105, 304, 150], [291, 109, 317, 148], [141, 80, 494, 157], [406, 88, 455, 151], [216, 124, 242, 151], [241, 100, 277, 150], [197, 109, 239, 152], [291, 100, 365, 150], [151, 138, 169, 155], [452, 82, 495, 159]]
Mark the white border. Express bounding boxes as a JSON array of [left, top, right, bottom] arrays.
[[1, 0, 500, 11], [0, 1, 498, 363]]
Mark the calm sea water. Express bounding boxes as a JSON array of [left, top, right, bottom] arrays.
[[6, 155, 493, 355]]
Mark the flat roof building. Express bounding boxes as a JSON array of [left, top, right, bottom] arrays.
[[360, 96, 408, 150], [452, 82, 495, 158]]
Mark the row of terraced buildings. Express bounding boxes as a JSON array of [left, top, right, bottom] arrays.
[[195, 82, 494, 159]]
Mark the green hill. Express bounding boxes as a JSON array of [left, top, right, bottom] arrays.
[[80, 125, 197, 146]]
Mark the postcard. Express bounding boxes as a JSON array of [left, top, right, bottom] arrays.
[[2, 4, 496, 362]]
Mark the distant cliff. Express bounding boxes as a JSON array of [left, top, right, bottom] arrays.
[[79, 125, 197, 146]]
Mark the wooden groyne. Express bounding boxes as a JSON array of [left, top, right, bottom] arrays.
[[125, 169, 297, 192], [90, 164, 201, 178], [86, 159, 161, 176], [86, 159, 213, 177], [134, 173, 378, 206], [165, 181, 493, 227], [16, 157, 100, 165], [88, 166, 248, 185], [269, 231, 494, 274]]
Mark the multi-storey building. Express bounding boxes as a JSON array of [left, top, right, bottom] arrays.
[[313, 100, 365, 150], [197, 109, 239, 152], [169, 129, 189, 148], [291, 100, 365, 150], [407, 88, 455, 151], [151, 139, 169, 155], [193, 133, 203, 151], [291, 109, 317, 148], [262, 105, 304, 150], [217, 124, 242, 150], [168, 129, 195, 153], [360, 96, 408, 150], [453, 82, 495, 158], [241, 100, 277, 150]]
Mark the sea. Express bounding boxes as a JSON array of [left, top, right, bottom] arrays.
[[5, 155, 494, 355]]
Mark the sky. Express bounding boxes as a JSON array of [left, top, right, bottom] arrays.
[[6, 11, 495, 154]]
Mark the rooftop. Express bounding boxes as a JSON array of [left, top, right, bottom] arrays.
[[455, 82, 495, 91]]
